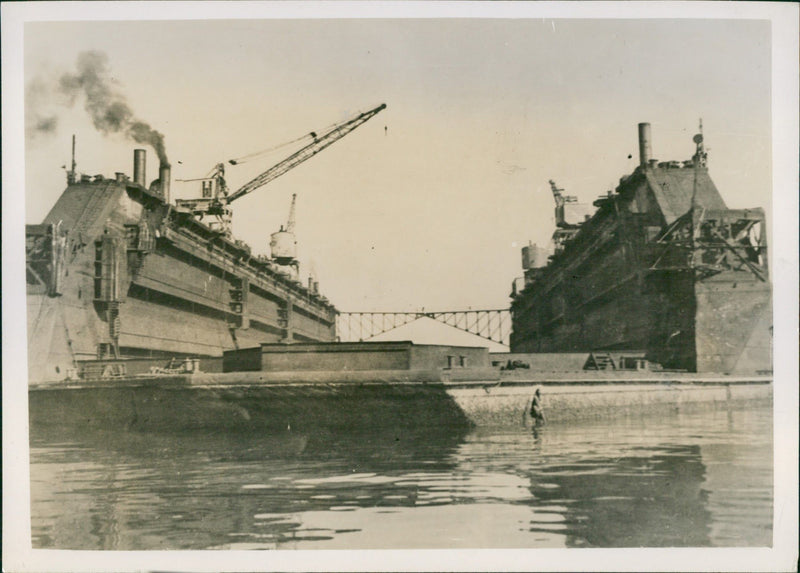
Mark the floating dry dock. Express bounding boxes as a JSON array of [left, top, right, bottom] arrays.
[[29, 342, 771, 431], [510, 123, 771, 374], [26, 104, 387, 384]]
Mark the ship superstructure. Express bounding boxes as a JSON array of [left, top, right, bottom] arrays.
[[510, 123, 771, 374]]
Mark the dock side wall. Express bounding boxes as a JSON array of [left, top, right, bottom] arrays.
[[694, 279, 772, 374], [449, 381, 772, 425], [29, 375, 771, 432]]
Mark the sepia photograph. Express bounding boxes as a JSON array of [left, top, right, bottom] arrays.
[[3, 2, 798, 571]]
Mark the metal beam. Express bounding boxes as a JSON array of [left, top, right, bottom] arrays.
[[336, 309, 511, 346]]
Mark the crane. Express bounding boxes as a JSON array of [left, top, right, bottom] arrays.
[[549, 179, 578, 229], [175, 103, 386, 234]]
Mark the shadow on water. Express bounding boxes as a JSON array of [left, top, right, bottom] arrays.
[[30, 410, 472, 549]]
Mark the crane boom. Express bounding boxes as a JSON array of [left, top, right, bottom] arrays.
[[548, 179, 565, 209], [227, 103, 386, 204]]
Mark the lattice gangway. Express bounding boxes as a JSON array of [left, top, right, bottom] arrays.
[[336, 309, 512, 347]]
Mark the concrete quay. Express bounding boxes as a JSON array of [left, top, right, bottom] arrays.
[[447, 373, 772, 425], [28, 368, 772, 432]]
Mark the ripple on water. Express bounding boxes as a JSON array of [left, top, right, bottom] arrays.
[[29, 405, 772, 549]]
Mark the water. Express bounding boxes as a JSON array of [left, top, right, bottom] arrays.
[[30, 405, 772, 549]]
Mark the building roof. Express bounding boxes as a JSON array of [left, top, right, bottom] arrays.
[[645, 167, 727, 225]]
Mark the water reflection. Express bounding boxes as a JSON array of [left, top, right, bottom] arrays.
[[527, 444, 711, 546], [30, 407, 772, 549], [30, 421, 471, 549]]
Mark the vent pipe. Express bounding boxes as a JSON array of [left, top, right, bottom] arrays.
[[638, 123, 652, 167], [159, 163, 171, 203], [133, 149, 147, 186]]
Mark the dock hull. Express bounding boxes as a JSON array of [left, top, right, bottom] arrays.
[[510, 130, 771, 375]]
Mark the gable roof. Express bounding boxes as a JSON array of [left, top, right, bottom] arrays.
[[645, 168, 727, 225]]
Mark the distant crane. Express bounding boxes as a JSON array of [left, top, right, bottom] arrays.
[[549, 179, 578, 229], [548, 179, 584, 255], [175, 103, 387, 234], [270, 193, 298, 269]]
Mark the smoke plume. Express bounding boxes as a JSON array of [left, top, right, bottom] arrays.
[[27, 50, 168, 163]]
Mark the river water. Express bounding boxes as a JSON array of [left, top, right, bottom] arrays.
[[30, 405, 772, 549]]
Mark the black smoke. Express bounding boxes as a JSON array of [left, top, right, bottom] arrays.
[[26, 51, 168, 163]]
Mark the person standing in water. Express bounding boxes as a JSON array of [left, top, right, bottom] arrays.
[[530, 388, 546, 424]]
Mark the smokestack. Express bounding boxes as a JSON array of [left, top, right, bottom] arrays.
[[133, 149, 146, 186], [638, 123, 652, 167], [159, 163, 171, 203], [67, 134, 77, 185]]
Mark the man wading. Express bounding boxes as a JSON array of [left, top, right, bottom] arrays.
[[530, 388, 546, 424]]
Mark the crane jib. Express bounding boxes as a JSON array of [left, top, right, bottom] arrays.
[[227, 103, 386, 204]]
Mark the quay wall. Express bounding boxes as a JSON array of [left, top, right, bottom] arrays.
[[28, 377, 472, 434], [447, 379, 772, 426], [29, 370, 772, 432]]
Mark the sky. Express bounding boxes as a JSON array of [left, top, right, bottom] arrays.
[[22, 15, 772, 349]]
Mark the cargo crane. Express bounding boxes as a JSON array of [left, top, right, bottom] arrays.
[[175, 103, 386, 234], [548, 179, 584, 254], [549, 179, 578, 229]]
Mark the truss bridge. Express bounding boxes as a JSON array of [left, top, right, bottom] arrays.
[[336, 309, 512, 347]]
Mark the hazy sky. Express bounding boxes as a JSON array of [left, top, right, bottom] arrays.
[[23, 16, 772, 348]]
